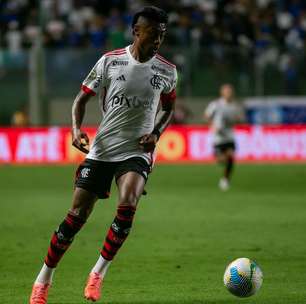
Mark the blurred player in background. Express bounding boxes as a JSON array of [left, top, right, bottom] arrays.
[[204, 84, 244, 191], [30, 6, 177, 304]]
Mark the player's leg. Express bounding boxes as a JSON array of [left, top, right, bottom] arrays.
[[100, 171, 145, 260], [218, 147, 235, 191], [30, 187, 98, 304], [84, 169, 146, 301], [214, 145, 228, 190], [224, 148, 235, 181], [40, 188, 98, 278]]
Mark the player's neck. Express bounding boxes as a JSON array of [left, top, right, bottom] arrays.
[[130, 43, 153, 63]]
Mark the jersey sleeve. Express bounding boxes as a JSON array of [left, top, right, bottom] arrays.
[[81, 56, 106, 96], [161, 68, 178, 107]]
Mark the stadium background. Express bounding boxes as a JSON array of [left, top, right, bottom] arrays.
[[1, 0, 306, 162], [1, 1, 306, 303]]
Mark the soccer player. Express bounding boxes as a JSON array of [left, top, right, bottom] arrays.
[[204, 84, 244, 191], [30, 6, 177, 304]]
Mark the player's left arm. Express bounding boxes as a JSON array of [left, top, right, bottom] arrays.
[[139, 90, 176, 153], [235, 103, 246, 123], [139, 68, 177, 153]]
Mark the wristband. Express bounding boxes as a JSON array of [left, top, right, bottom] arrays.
[[152, 129, 161, 140]]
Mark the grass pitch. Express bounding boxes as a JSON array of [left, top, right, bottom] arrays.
[[0, 163, 306, 303]]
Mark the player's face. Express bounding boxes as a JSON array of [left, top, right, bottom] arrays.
[[221, 85, 234, 100], [137, 22, 166, 56]]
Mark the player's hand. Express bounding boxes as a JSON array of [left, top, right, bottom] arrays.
[[139, 133, 158, 153], [72, 128, 90, 154], [214, 126, 226, 136]]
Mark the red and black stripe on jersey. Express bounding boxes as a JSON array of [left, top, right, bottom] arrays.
[[156, 54, 176, 68], [104, 48, 127, 57]]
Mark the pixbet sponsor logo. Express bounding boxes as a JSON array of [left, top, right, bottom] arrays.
[[111, 94, 154, 110]]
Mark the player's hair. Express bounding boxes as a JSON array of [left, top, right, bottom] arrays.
[[132, 6, 168, 28]]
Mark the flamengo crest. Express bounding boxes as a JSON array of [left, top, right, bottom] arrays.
[[150, 74, 163, 90]]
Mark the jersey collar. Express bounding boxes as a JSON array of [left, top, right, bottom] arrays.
[[126, 45, 156, 65]]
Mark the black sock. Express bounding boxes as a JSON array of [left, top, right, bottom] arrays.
[[224, 156, 234, 180]]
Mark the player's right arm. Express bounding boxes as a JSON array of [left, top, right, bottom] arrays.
[[235, 103, 246, 124], [203, 101, 215, 124], [71, 91, 92, 154], [71, 56, 106, 154]]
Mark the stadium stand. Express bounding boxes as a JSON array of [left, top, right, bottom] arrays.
[[1, 0, 305, 51], [0, 0, 306, 125]]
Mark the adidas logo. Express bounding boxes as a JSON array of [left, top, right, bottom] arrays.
[[116, 75, 126, 81]]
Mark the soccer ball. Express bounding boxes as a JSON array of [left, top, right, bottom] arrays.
[[223, 257, 263, 297]]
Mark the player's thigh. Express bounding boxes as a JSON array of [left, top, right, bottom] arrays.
[[215, 151, 226, 163], [116, 172, 146, 207], [225, 148, 235, 159], [70, 187, 99, 220]]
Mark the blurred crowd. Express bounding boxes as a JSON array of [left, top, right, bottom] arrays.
[[1, 0, 305, 99], [0, 0, 305, 53]]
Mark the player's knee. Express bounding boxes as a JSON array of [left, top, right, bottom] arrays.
[[225, 148, 234, 158], [226, 152, 234, 162], [217, 154, 226, 164], [118, 192, 139, 207], [71, 188, 97, 218], [70, 204, 94, 221]]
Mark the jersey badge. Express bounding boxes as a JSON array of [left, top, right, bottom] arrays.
[[150, 74, 163, 90]]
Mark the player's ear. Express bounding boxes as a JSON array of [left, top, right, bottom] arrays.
[[133, 25, 140, 37]]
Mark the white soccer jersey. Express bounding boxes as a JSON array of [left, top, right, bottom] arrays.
[[205, 98, 242, 145], [81, 45, 177, 164]]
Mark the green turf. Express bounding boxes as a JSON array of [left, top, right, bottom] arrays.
[[1, 163, 306, 303]]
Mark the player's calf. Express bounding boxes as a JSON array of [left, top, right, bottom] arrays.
[[224, 154, 234, 180], [84, 205, 136, 301], [30, 212, 86, 303], [101, 204, 136, 260], [45, 212, 86, 268]]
